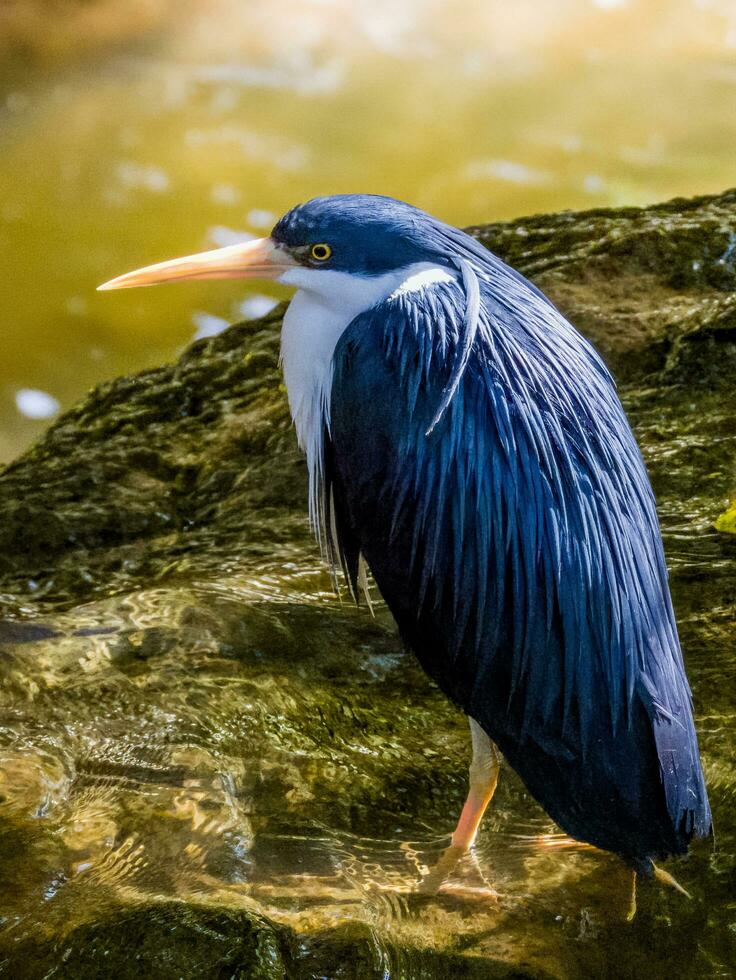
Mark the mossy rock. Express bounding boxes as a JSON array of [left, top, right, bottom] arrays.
[[0, 189, 735, 610], [1, 899, 559, 980], [714, 499, 736, 535], [1, 901, 289, 980]]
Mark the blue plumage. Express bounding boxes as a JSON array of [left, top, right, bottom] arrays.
[[321, 206, 711, 871], [103, 191, 711, 877]]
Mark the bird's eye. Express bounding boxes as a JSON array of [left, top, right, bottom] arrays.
[[310, 243, 332, 262]]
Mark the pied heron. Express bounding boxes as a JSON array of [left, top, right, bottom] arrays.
[[99, 194, 711, 907]]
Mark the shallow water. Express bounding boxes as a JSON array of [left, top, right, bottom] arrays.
[[0, 385, 734, 977], [1, 0, 736, 460]]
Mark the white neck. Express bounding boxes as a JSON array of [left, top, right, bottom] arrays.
[[278, 262, 455, 542]]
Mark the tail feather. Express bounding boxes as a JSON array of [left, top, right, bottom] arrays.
[[645, 690, 712, 848]]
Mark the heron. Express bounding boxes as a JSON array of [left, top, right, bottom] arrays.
[[99, 194, 711, 910]]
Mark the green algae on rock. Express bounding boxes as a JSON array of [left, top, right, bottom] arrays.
[[0, 306, 298, 611], [714, 499, 736, 535], [4, 902, 293, 980], [468, 188, 736, 383]]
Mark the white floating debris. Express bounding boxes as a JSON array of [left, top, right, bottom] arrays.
[[65, 296, 87, 316], [116, 161, 169, 194], [560, 134, 582, 153], [192, 312, 229, 340], [210, 184, 240, 206], [465, 159, 553, 186], [184, 125, 308, 172], [237, 295, 278, 320], [207, 225, 255, 248], [246, 208, 276, 230], [6, 92, 29, 113], [583, 174, 605, 194], [15, 389, 60, 420], [194, 59, 343, 96]]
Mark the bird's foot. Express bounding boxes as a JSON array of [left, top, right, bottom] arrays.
[[652, 863, 692, 900], [416, 842, 465, 894], [416, 841, 498, 901], [626, 864, 692, 922]]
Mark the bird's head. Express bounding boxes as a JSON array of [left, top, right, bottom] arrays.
[[97, 194, 459, 296]]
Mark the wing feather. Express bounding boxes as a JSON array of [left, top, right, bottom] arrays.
[[326, 261, 711, 859]]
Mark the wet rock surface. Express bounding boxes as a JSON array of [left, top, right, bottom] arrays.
[[0, 190, 735, 978], [469, 187, 736, 383]]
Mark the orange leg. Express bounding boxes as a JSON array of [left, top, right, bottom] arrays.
[[626, 865, 691, 922], [419, 718, 499, 894]]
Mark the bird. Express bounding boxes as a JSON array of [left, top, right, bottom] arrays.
[[99, 193, 711, 910]]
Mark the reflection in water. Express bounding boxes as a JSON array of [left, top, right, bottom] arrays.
[[14, 388, 60, 421], [0, 386, 734, 975], [0, 0, 736, 460], [0, 580, 621, 970]]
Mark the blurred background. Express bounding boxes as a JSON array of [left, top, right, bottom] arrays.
[[0, 0, 735, 462]]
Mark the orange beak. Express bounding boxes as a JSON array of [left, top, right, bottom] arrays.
[[97, 237, 296, 291]]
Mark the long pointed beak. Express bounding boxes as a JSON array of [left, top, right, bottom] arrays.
[[97, 237, 295, 291]]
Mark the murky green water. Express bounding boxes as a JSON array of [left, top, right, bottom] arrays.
[[1, 0, 736, 461]]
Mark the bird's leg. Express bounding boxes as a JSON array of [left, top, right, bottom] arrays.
[[652, 863, 692, 899], [626, 871, 638, 922], [418, 718, 499, 894], [451, 719, 500, 850], [626, 864, 691, 922]]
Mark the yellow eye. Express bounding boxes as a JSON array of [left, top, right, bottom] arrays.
[[310, 243, 332, 262]]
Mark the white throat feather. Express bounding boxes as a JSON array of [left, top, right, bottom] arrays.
[[279, 262, 455, 550]]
